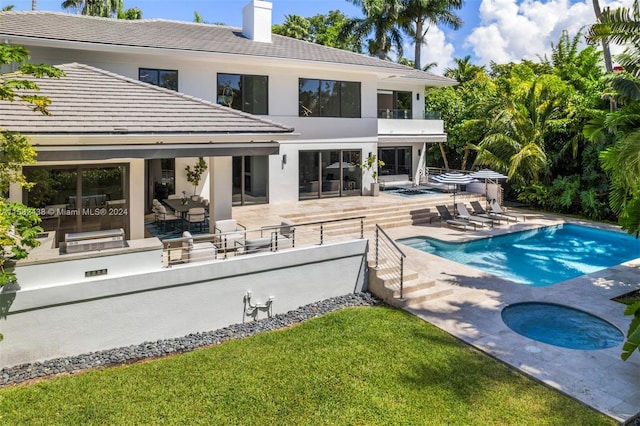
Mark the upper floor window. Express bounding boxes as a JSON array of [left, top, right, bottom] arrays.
[[377, 90, 412, 119], [217, 73, 268, 115], [139, 68, 178, 91], [299, 79, 361, 118]]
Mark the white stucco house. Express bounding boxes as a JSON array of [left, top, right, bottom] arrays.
[[0, 0, 455, 243]]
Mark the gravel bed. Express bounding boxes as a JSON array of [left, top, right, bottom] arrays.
[[0, 292, 381, 387]]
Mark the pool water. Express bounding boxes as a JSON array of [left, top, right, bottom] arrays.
[[399, 224, 640, 286], [502, 302, 624, 350], [383, 187, 441, 197]]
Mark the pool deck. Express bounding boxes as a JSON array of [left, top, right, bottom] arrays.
[[234, 195, 640, 422], [385, 216, 640, 423]]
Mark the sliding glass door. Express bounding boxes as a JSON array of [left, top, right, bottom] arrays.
[[299, 150, 361, 200], [232, 155, 268, 206], [23, 164, 129, 246]]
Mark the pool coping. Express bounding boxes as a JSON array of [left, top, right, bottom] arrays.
[[384, 213, 640, 422]]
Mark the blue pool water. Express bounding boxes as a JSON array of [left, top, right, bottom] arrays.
[[384, 187, 441, 197], [502, 302, 624, 350], [399, 224, 640, 286]]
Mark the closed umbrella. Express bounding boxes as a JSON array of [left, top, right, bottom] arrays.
[[431, 172, 477, 209], [469, 169, 508, 203]]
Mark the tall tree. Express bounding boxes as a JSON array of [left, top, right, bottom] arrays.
[[342, 0, 404, 60], [272, 14, 311, 40], [0, 44, 62, 289], [400, 0, 463, 70], [472, 77, 564, 184], [591, 0, 613, 73], [444, 55, 485, 83], [61, 0, 141, 19], [585, 0, 640, 238]]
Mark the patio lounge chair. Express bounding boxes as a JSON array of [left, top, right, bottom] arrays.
[[214, 219, 246, 251], [455, 203, 494, 228], [469, 200, 505, 224], [435, 205, 476, 231], [489, 200, 526, 222]]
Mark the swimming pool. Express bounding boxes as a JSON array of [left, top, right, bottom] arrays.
[[383, 187, 441, 197], [399, 224, 640, 286]]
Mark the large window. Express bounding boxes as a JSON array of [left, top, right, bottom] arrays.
[[299, 79, 361, 118], [378, 147, 412, 177], [217, 73, 268, 115], [377, 90, 412, 119], [24, 165, 129, 246], [299, 150, 361, 200], [139, 68, 178, 91]]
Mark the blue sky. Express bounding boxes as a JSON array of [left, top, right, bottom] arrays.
[[5, 0, 633, 73]]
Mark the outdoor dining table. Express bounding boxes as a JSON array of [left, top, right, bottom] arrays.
[[163, 198, 207, 230]]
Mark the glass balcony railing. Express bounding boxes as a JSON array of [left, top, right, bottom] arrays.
[[378, 109, 441, 120]]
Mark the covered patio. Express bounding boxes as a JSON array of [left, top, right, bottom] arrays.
[[0, 62, 296, 246]]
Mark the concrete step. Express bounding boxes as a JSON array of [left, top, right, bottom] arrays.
[[400, 286, 455, 307]]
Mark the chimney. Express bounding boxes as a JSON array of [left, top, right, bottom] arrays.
[[242, 1, 272, 43]]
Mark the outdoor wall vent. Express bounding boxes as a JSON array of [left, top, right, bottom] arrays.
[[85, 269, 108, 278]]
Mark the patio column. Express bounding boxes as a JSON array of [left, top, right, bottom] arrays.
[[208, 157, 215, 232], [208, 156, 233, 232]]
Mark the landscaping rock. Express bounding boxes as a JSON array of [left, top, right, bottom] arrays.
[[0, 292, 381, 387]]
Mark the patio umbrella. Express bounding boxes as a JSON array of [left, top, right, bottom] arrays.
[[430, 172, 477, 209], [469, 169, 508, 203]]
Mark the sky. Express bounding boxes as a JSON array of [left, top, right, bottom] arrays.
[[5, 0, 635, 74]]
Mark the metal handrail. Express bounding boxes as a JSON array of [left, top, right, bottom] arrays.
[[374, 224, 407, 298], [162, 216, 366, 267]]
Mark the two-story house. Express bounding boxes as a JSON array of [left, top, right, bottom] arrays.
[[0, 0, 455, 243]]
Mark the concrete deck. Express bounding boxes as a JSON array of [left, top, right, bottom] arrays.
[[233, 193, 640, 423]]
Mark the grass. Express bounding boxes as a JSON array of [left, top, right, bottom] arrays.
[[0, 306, 615, 425]]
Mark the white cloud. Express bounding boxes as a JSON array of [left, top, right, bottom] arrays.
[[420, 26, 456, 74], [464, 0, 634, 67]]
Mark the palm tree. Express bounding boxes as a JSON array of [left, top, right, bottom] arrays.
[[473, 78, 562, 184], [61, 0, 121, 18], [585, 0, 640, 241], [444, 55, 485, 83], [591, 0, 613, 73], [272, 14, 311, 41], [1, 4, 14, 11], [399, 0, 463, 70], [342, 0, 404, 60]]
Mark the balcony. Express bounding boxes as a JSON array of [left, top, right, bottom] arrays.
[[377, 109, 445, 142]]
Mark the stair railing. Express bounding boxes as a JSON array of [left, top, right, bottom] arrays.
[[374, 224, 407, 298]]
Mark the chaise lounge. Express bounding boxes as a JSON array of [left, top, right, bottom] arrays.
[[455, 203, 494, 228], [434, 205, 477, 231], [469, 200, 506, 224], [489, 200, 526, 222]]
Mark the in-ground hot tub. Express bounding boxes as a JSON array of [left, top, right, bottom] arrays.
[[502, 302, 624, 350]]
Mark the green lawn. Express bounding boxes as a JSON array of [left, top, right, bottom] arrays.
[[0, 306, 614, 425]]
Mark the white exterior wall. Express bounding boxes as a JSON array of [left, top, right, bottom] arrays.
[[20, 42, 436, 206], [0, 240, 368, 369]]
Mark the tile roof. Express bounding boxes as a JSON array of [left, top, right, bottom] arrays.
[[0, 11, 455, 86], [0, 62, 294, 135]]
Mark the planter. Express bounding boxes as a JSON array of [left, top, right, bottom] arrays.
[[370, 182, 380, 197]]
